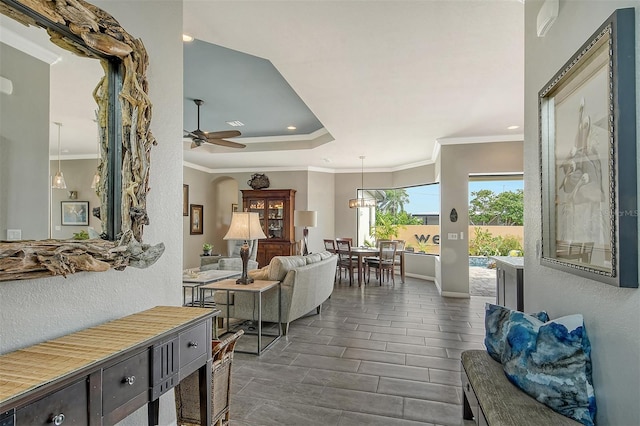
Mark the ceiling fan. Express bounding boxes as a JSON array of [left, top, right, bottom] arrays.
[[184, 99, 246, 149]]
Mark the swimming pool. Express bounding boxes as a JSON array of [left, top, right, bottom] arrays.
[[469, 256, 490, 267]]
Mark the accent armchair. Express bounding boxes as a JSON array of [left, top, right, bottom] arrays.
[[200, 239, 259, 271]]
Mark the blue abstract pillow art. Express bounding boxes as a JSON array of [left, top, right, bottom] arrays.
[[502, 311, 596, 426], [484, 303, 548, 362]]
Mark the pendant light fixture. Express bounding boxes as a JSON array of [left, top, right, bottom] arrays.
[[91, 116, 100, 189], [349, 156, 376, 208], [51, 122, 67, 189]]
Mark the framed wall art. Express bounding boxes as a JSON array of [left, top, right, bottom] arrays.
[[190, 204, 203, 235], [61, 201, 89, 226], [539, 8, 637, 287], [183, 184, 189, 216]]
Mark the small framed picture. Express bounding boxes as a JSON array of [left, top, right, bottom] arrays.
[[61, 201, 89, 226], [190, 204, 203, 235], [183, 184, 189, 216]]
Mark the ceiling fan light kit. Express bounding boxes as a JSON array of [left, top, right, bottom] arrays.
[[184, 99, 246, 149]]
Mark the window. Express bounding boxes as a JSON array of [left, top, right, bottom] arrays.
[[356, 184, 441, 254]]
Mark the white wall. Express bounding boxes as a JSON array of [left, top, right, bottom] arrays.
[[524, 2, 639, 424], [306, 171, 335, 254], [50, 159, 101, 239], [0, 43, 50, 240], [0, 2, 184, 425], [183, 166, 218, 268], [438, 141, 523, 296]]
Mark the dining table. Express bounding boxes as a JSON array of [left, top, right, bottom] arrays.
[[349, 247, 405, 286]]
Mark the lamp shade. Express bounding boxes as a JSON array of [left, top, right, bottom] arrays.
[[223, 212, 267, 240], [294, 210, 317, 228]]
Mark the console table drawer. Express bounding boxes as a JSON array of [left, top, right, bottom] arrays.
[[179, 322, 207, 369], [16, 379, 87, 425], [102, 350, 149, 415]]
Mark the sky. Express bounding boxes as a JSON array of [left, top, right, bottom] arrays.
[[404, 180, 524, 214]]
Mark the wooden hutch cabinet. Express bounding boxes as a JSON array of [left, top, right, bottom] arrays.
[[242, 189, 296, 267]]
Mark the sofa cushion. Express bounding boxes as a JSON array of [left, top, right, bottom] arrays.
[[268, 256, 307, 281], [484, 303, 548, 362], [305, 253, 322, 264], [249, 265, 270, 281], [318, 250, 332, 260], [218, 258, 258, 271]]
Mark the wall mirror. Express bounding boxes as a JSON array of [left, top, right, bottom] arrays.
[[1, 14, 104, 241], [0, 0, 162, 281]]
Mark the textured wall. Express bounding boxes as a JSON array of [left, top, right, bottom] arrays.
[[0, 1, 184, 425], [523, 2, 639, 424]]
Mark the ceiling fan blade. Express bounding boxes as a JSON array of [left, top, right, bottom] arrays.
[[190, 140, 202, 149], [205, 130, 241, 139], [205, 138, 246, 149]]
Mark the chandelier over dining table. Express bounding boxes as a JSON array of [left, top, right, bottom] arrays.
[[349, 155, 376, 208]]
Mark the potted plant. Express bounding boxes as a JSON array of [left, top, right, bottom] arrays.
[[202, 243, 213, 256]]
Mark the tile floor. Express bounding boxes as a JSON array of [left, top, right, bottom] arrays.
[[226, 276, 492, 425]]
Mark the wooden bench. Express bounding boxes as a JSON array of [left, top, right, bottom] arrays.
[[461, 350, 581, 426]]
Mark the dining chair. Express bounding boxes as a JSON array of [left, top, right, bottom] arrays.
[[323, 239, 337, 254], [392, 240, 405, 279], [365, 240, 397, 285], [335, 237, 353, 246], [323, 239, 340, 280], [336, 239, 358, 286]]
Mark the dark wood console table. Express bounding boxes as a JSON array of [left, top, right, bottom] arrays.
[[0, 306, 219, 426]]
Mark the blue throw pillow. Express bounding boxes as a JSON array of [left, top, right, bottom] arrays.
[[484, 303, 549, 362], [502, 311, 596, 426]]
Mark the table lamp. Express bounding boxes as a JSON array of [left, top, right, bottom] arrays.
[[223, 212, 267, 284], [294, 210, 317, 256]]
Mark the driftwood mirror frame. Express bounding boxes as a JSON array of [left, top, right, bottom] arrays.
[[0, 0, 164, 281]]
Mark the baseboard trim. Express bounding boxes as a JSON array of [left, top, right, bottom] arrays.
[[441, 291, 471, 299], [405, 273, 435, 282]]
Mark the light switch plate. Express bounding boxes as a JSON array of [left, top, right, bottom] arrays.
[[7, 229, 21, 240]]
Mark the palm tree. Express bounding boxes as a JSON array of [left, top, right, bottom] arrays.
[[377, 189, 410, 214]]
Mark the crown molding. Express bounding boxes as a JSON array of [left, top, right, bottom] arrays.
[[0, 27, 61, 65], [436, 134, 524, 146]]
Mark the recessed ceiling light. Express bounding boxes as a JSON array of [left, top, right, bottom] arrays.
[[182, 34, 194, 42], [507, 125, 520, 130], [226, 120, 244, 127], [287, 125, 297, 130]]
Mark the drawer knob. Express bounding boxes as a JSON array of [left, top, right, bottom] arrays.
[[123, 375, 136, 385], [188, 341, 198, 348], [51, 413, 65, 425]]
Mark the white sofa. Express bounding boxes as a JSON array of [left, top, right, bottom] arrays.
[[214, 251, 338, 334]]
